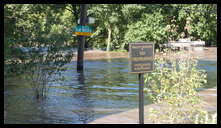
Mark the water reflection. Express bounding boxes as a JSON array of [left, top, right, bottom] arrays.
[[77, 71, 85, 84], [72, 71, 94, 124]]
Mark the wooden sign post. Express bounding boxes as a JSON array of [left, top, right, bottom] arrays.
[[129, 42, 154, 124]]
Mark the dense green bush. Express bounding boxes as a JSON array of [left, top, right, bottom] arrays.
[[124, 10, 169, 48], [144, 51, 207, 102], [4, 4, 217, 55], [4, 4, 75, 75], [144, 50, 213, 123], [4, 4, 75, 99], [88, 4, 217, 51]]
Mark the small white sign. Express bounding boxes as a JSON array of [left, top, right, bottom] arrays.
[[78, 17, 95, 24]]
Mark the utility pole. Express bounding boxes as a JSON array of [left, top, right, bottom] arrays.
[[77, 4, 87, 72]]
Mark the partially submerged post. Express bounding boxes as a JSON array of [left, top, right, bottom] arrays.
[[74, 4, 94, 72], [129, 42, 154, 124], [77, 4, 87, 72]]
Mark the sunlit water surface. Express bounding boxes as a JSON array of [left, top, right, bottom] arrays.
[[4, 58, 217, 124]]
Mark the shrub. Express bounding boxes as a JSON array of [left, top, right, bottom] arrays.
[[144, 50, 210, 123]]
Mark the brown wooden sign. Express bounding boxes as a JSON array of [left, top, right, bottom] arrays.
[[129, 43, 154, 73]]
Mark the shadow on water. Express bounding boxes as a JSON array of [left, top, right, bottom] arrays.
[[4, 58, 217, 124]]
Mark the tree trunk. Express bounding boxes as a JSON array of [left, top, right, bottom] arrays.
[[106, 27, 112, 51]]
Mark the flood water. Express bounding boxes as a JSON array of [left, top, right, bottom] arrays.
[[4, 58, 217, 124]]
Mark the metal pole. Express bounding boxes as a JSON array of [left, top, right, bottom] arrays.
[[139, 73, 144, 124], [77, 4, 87, 72]]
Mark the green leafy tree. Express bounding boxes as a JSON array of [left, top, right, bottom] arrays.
[[88, 4, 124, 51], [4, 4, 75, 74], [182, 4, 217, 46], [124, 9, 169, 48], [4, 4, 76, 98]]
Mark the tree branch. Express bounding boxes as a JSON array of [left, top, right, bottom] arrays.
[[65, 6, 74, 14]]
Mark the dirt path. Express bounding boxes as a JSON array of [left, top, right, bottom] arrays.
[[71, 50, 129, 61], [72, 47, 217, 61]]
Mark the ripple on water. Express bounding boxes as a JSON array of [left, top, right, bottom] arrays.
[[4, 58, 216, 124]]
